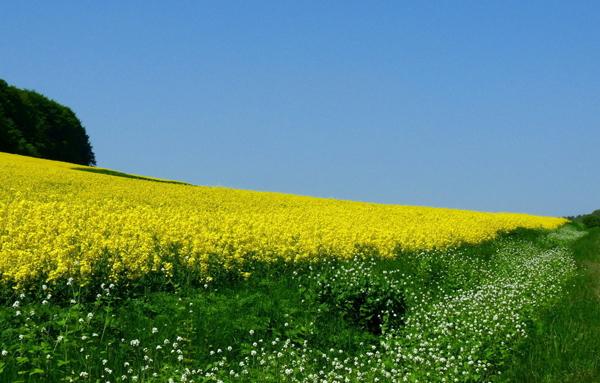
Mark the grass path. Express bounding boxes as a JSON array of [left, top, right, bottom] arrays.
[[502, 227, 600, 382]]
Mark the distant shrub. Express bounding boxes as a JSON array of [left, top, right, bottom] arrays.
[[582, 214, 600, 228]]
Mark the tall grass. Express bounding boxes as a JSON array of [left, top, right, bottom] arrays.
[[502, 227, 600, 382]]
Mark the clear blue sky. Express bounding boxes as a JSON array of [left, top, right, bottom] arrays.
[[2, 1, 598, 216]]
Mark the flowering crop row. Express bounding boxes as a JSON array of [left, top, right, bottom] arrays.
[[0, 152, 566, 286]]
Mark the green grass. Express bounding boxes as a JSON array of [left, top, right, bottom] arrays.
[[0, 260, 386, 382], [502, 227, 600, 382], [71, 167, 191, 185], [0, 227, 583, 382]]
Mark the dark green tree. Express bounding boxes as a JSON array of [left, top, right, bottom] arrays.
[[0, 79, 96, 165], [582, 214, 600, 228]]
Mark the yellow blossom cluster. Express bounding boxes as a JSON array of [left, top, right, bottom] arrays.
[[0, 152, 567, 286]]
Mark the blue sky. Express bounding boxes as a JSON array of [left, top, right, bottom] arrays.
[[1, 1, 598, 216]]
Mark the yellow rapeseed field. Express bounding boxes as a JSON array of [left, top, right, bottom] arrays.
[[0, 152, 566, 286]]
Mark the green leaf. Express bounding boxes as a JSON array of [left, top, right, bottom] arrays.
[[29, 368, 45, 376], [16, 356, 29, 364]]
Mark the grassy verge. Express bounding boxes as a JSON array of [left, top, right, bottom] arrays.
[[0, 228, 578, 382], [502, 226, 600, 382], [71, 167, 191, 185]]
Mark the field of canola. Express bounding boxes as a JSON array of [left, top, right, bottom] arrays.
[[0, 152, 566, 287]]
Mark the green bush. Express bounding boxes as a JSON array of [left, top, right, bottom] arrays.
[[316, 260, 406, 335], [582, 214, 600, 228]]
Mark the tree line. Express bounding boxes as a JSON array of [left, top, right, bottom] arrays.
[[0, 79, 95, 166]]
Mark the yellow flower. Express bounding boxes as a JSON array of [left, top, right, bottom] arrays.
[[0, 152, 567, 286]]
